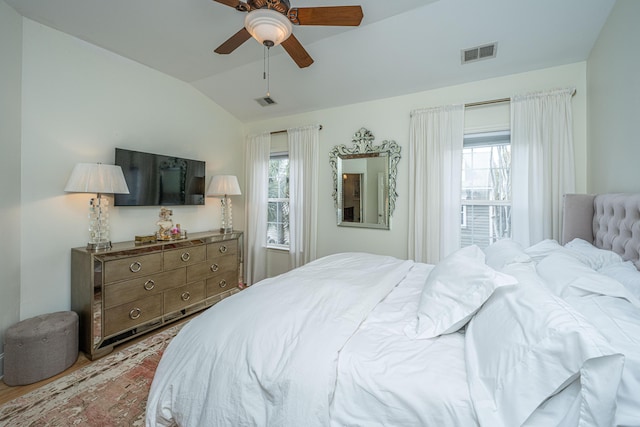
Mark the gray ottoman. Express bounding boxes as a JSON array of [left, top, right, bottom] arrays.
[[3, 311, 78, 386]]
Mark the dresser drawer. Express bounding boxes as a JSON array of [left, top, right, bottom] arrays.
[[164, 245, 206, 271], [207, 240, 238, 259], [186, 254, 238, 283], [164, 281, 206, 314], [104, 253, 163, 284], [103, 268, 186, 309], [103, 294, 162, 337], [206, 270, 238, 298]]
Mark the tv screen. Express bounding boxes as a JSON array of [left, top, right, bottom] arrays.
[[114, 148, 206, 206]]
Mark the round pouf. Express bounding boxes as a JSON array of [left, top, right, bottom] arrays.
[[3, 311, 78, 386]]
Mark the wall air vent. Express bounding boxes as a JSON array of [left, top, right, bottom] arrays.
[[461, 42, 498, 64], [256, 96, 277, 107]]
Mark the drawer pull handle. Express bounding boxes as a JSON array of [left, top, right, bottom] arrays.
[[181, 252, 191, 262], [129, 261, 142, 273], [129, 308, 142, 320], [210, 263, 219, 272], [219, 245, 228, 254], [181, 291, 191, 301], [144, 279, 155, 291], [219, 280, 227, 288]]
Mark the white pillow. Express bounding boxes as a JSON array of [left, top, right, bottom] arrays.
[[524, 239, 565, 262], [483, 239, 531, 270], [536, 251, 640, 307], [599, 260, 640, 300], [465, 274, 624, 427], [565, 238, 623, 270], [405, 245, 517, 339]]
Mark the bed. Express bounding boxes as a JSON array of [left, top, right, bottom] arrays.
[[146, 193, 640, 427]]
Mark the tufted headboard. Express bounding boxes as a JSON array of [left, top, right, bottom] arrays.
[[562, 193, 640, 269]]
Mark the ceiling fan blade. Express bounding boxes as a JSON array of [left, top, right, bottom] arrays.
[[281, 34, 314, 68], [214, 28, 252, 54], [288, 6, 363, 26], [213, 0, 251, 12], [213, 0, 240, 8]]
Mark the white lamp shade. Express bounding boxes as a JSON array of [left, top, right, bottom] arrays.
[[207, 175, 241, 197], [244, 9, 293, 47], [64, 163, 130, 194]]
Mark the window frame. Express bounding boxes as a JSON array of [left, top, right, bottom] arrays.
[[267, 151, 290, 250], [460, 130, 512, 248]]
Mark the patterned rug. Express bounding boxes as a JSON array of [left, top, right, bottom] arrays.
[[0, 323, 184, 426]]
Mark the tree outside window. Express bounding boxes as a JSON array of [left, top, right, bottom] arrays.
[[267, 155, 290, 248]]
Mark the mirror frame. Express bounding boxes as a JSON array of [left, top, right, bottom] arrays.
[[329, 128, 401, 229]]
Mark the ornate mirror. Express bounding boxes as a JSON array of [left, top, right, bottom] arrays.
[[330, 128, 401, 229]]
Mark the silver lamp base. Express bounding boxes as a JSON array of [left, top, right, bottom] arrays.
[[219, 227, 233, 234], [87, 241, 112, 251]]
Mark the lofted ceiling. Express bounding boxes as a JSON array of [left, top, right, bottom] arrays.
[[6, 0, 616, 123]]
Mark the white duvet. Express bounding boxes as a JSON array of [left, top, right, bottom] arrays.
[[331, 262, 478, 426], [146, 246, 640, 427], [146, 253, 413, 426]]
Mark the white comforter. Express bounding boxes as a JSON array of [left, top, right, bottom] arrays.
[[147, 245, 640, 427], [146, 253, 413, 426], [331, 262, 478, 426]]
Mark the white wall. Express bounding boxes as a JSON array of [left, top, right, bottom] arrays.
[[0, 0, 23, 377], [246, 63, 588, 264], [19, 19, 245, 319], [587, 0, 640, 193]]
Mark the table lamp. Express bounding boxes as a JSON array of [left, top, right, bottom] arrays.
[[207, 175, 241, 233], [64, 162, 130, 250]]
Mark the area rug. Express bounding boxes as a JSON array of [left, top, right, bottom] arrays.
[[0, 322, 184, 426]]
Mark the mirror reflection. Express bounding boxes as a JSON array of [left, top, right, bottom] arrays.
[[330, 128, 401, 229]]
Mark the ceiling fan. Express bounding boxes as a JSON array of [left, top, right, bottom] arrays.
[[213, 0, 364, 68]]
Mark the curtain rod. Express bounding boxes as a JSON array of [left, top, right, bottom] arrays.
[[464, 97, 510, 108], [270, 125, 323, 135], [465, 89, 577, 109]]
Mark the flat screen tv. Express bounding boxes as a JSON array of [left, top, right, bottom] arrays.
[[114, 148, 206, 206]]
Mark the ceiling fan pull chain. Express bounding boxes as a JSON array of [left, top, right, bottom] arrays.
[[263, 45, 267, 81], [264, 46, 271, 97]]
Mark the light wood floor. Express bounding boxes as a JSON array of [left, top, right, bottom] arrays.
[[0, 316, 192, 406]]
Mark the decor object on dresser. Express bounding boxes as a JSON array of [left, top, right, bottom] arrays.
[[156, 207, 176, 241], [207, 175, 242, 233], [71, 231, 242, 360], [64, 163, 130, 251], [212, 0, 364, 68], [3, 311, 78, 386]]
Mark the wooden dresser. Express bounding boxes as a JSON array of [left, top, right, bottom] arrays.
[[71, 231, 243, 360]]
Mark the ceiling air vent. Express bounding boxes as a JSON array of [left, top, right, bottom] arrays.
[[256, 96, 277, 107], [461, 42, 497, 64]]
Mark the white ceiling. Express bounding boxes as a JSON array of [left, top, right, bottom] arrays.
[[6, 0, 616, 123]]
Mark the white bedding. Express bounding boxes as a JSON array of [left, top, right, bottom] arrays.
[[331, 263, 478, 426], [534, 248, 640, 427], [146, 253, 414, 426], [146, 245, 640, 427]]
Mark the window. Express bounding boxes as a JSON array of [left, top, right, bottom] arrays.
[[461, 131, 511, 249], [267, 153, 290, 249]]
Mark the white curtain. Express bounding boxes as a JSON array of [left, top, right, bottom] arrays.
[[511, 88, 575, 247], [244, 132, 270, 285], [408, 105, 465, 264], [287, 125, 320, 268]]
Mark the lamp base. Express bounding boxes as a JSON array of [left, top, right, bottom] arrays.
[[87, 241, 112, 251], [220, 227, 233, 234]]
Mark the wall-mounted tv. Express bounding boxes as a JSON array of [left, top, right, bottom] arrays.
[[114, 148, 206, 206]]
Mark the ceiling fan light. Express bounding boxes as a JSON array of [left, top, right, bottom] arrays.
[[244, 9, 293, 47]]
